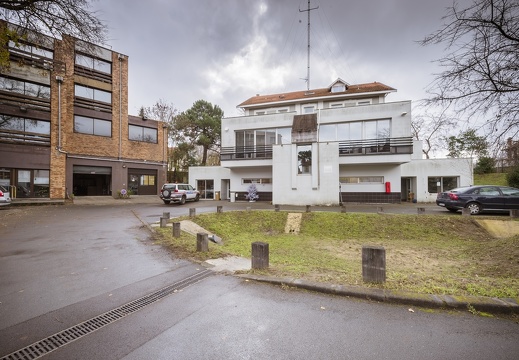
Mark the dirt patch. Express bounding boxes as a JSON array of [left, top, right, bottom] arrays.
[[476, 219, 519, 238], [285, 213, 302, 234]]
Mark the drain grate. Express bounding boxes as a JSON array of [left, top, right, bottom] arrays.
[[1, 269, 213, 360]]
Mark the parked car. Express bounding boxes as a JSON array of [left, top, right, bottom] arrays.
[[0, 185, 12, 207], [436, 185, 519, 215], [159, 183, 200, 205]]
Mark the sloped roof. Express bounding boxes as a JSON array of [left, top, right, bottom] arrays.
[[238, 81, 396, 108]]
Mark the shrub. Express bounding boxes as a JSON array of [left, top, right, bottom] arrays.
[[506, 166, 519, 188]]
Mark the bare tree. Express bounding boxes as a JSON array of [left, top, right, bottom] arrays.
[[0, 0, 107, 67], [411, 107, 456, 159], [420, 0, 519, 142]]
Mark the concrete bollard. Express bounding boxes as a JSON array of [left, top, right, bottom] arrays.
[[510, 209, 519, 218], [417, 207, 425, 214], [189, 208, 196, 218], [217, 206, 223, 213], [251, 242, 269, 269], [274, 204, 280, 212], [163, 212, 170, 219], [306, 205, 311, 213], [377, 206, 384, 213], [160, 217, 168, 228], [172, 222, 181, 238], [196, 233, 209, 252], [461, 208, 471, 216], [246, 206, 251, 212], [362, 245, 386, 283], [341, 205, 346, 213]]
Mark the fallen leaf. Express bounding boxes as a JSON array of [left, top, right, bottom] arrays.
[[408, 308, 415, 313]]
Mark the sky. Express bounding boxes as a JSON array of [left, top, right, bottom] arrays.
[[93, 0, 471, 118]]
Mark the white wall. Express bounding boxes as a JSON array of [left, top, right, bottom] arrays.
[[189, 166, 230, 194], [273, 142, 340, 206], [339, 164, 401, 193], [401, 158, 473, 202]]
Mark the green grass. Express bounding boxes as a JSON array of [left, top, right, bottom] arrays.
[[474, 173, 508, 186], [155, 211, 519, 299]]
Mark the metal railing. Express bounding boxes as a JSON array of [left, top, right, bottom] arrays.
[[338, 137, 413, 156], [221, 145, 273, 160]]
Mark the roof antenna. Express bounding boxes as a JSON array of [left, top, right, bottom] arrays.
[[299, 0, 318, 90]]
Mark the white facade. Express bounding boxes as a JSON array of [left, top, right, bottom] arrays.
[[189, 79, 473, 204]]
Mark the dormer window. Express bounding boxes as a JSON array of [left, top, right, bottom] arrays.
[[331, 83, 346, 93]]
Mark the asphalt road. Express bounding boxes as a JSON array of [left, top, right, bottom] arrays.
[[0, 200, 517, 359]]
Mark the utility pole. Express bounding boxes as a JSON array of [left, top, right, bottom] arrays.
[[299, 0, 318, 90]]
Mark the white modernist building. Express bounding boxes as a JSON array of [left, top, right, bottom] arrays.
[[189, 79, 472, 204]]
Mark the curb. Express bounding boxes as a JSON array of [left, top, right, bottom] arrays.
[[238, 274, 519, 314]]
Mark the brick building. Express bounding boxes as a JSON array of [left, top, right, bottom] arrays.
[[0, 21, 167, 199]]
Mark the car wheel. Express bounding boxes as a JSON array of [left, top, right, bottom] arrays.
[[447, 207, 458, 213], [195, 194, 200, 202], [466, 202, 481, 215], [179, 196, 186, 205], [163, 200, 170, 205]]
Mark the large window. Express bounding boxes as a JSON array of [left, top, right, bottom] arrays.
[[75, 53, 112, 74], [428, 177, 458, 193], [129, 125, 157, 143], [297, 145, 312, 174], [9, 41, 53, 60], [0, 77, 50, 99], [74, 115, 111, 137], [74, 84, 112, 103], [320, 119, 390, 142], [0, 117, 50, 134], [235, 127, 291, 147]]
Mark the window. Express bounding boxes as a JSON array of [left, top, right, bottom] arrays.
[[75, 53, 112, 74], [332, 83, 346, 93], [140, 175, 155, 186], [129, 125, 157, 143], [75, 84, 112, 103], [428, 177, 458, 193], [357, 100, 372, 106], [303, 105, 315, 114], [0, 77, 50, 99], [340, 177, 384, 184], [322, 119, 390, 142], [74, 115, 111, 137], [9, 41, 53, 60], [242, 178, 271, 184], [297, 145, 312, 174], [235, 127, 291, 147], [319, 124, 336, 142]]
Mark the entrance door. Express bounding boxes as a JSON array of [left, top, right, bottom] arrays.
[[197, 179, 214, 199]]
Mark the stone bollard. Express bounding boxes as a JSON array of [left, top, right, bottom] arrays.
[[377, 206, 384, 213], [417, 207, 425, 214], [510, 209, 519, 218], [362, 245, 386, 283], [246, 206, 251, 212], [172, 222, 181, 238], [196, 233, 209, 252], [217, 206, 223, 213], [306, 205, 311, 213], [189, 208, 196, 218], [461, 208, 471, 216], [275, 204, 280, 212], [160, 217, 168, 228], [251, 242, 269, 269], [341, 205, 346, 213], [163, 212, 170, 219]]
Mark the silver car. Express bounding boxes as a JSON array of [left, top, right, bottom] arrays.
[[159, 183, 200, 205], [0, 185, 12, 206]]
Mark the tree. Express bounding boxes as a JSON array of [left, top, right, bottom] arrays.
[[174, 100, 223, 166], [420, 0, 519, 142], [474, 156, 496, 174], [411, 108, 456, 159], [507, 166, 519, 187], [446, 128, 489, 159], [0, 0, 107, 69]]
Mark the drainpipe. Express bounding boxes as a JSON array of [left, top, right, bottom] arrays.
[[56, 75, 67, 154], [118, 54, 124, 160]]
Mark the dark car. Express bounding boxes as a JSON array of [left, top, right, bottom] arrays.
[[436, 185, 519, 215]]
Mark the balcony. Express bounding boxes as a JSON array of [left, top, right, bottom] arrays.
[[338, 137, 413, 156], [221, 145, 273, 160]]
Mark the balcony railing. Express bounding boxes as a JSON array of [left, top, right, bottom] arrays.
[[221, 145, 273, 160], [338, 137, 413, 156], [220, 137, 414, 161], [0, 129, 51, 146]]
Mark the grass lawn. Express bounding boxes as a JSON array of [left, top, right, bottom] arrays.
[[155, 211, 518, 299]]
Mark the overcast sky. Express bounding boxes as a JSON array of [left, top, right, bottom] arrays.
[[93, 0, 470, 118]]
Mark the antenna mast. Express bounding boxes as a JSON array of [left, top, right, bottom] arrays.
[[299, 0, 318, 90]]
